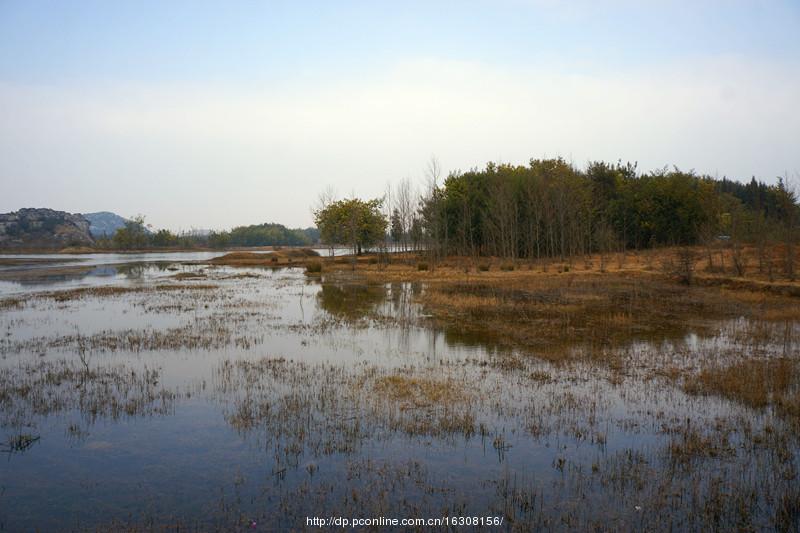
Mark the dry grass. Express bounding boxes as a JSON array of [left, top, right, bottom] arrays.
[[684, 358, 800, 419], [210, 248, 319, 266], [416, 275, 797, 363], [314, 245, 800, 293], [303, 247, 800, 369], [51, 284, 216, 301], [215, 357, 481, 458], [0, 296, 23, 310], [0, 359, 178, 428], [373, 374, 469, 408], [171, 271, 208, 280]]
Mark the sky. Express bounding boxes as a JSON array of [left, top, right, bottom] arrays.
[[1, 0, 799, 231]]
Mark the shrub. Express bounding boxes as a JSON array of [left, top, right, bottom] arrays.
[[270, 256, 278, 263], [478, 264, 490, 272], [306, 262, 322, 273], [417, 263, 429, 271], [500, 264, 515, 271]]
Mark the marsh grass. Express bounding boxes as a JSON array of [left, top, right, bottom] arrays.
[[0, 359, 179, 429], [214, 357, 483, 465], [0, 283, 219, 309], [0, 297, 23, 310], [2, 259, 799, 531], [1, 433, 40, 454], [684, 358, 800, 420], [1, 315, 264, 355], [171, 271, 208, 280], [419, 275, 764, 362]]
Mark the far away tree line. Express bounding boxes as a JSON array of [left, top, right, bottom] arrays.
[[313, 157, 799, 278], [99, 217, 318, 250]]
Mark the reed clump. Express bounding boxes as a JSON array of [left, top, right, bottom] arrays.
[[684, 358, 799, 419]]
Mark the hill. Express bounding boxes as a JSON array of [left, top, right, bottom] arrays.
[[0, 208, 95, 249], [82, 211, 130, 238]]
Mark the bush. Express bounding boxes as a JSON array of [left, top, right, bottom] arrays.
[[368, 257, 378, 265], [478, 264, 490, 272], [306, 262, 322, 273], [417, 263, 429, 271], [500, 264, 515, 271], [270, 256, 278, 263]]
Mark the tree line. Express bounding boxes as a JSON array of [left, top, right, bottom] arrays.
[[207, 223, 318, 248], [314, 157, 799, 275], [100, 216, 319, 250]]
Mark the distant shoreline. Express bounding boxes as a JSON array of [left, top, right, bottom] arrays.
[[0, 245, 313, 255]]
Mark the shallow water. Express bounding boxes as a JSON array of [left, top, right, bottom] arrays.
[[0, 248, 350, 296], [0, 260, 798, 531]]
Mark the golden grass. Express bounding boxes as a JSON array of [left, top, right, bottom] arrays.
[[210, 248, 319, 266], [684, 358, 800, 419], [314, 245, 800, 294], [372, 374, 469, 408]]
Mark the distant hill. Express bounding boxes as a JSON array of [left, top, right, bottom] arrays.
[[82, 211, 130, 238], [0, 208, 95, 249]]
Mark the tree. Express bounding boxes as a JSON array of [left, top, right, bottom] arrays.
[[314, 197, 388, 255], [776, 175, 798, 280], [390, 208, 403, 249], [113, 215, 149, 249]]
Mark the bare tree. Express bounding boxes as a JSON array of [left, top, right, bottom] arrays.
[[424, 155, 443, 265], [314, 186, 338, 256], [395, 177, 415, 252]]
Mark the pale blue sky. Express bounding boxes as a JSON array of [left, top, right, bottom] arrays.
[[1, 1, 799, 229]]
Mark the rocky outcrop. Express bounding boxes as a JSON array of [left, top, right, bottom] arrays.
[[0, 208, 95, 249]]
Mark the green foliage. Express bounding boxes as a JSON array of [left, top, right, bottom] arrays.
[[208, 223, 316, 248], [109, 216, 206, 250], [112, 215, 150, 249], [314, 197, 387, 254], [415, 158, 797, 259], [390, 208, 403, 245]]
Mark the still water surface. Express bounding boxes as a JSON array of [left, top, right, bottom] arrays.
[[0, 256, 797, 531]]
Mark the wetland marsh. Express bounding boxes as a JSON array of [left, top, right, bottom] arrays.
[[0, 252, 798, 531]]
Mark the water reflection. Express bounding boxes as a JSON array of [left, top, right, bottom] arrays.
[[0, 261, 797, 531], [316, 281, 386, 321]]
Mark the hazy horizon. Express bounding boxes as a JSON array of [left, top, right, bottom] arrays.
[[2, 0, 799, 231]]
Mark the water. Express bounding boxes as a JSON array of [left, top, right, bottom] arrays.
[[0, 248, 349, 296], [0, 257, 797, 531]]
